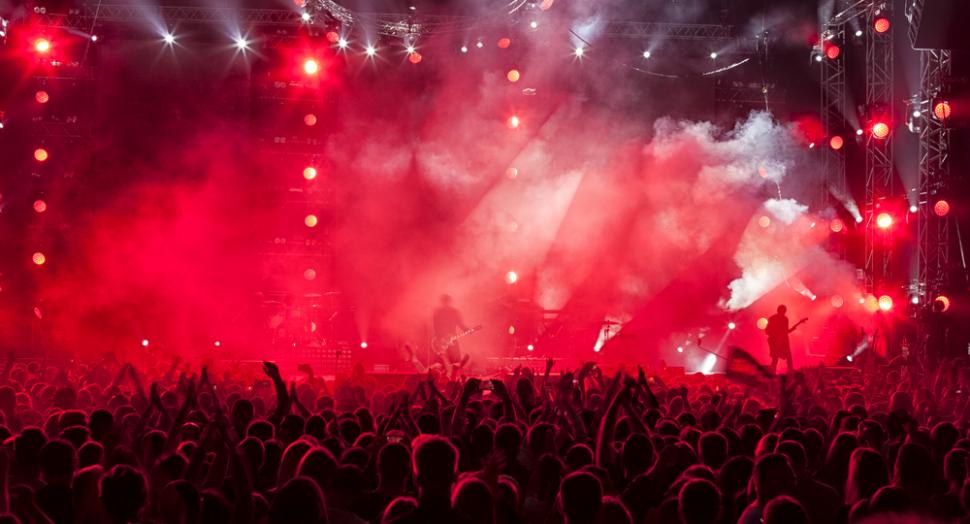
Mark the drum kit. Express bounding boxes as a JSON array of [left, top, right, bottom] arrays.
[[260, 290, 349, 348]]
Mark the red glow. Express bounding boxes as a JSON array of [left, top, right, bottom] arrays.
[[825, 44, 841, 59], [303, 167, 317, 180], [877, 294, 893, 311], [505, 271, 518, 284], [935, 295, 951, 312], [934, 101, 952, 120], [829, 135, 844, 150], [497, 38, 511, 49], [758, 215, 771, 228], [874, 17, 890, 33], [303, 58, 320, 75], [872, 122, 890, 138], [506, 167, 518, 179], [408, 52, 423, 64], [934, 200, 950, 217], [34, 38, 51, 54], [325, 31, 340, 43], [35, 91, 50, 104], [304, 214, 318, 227], [304, 268, 317, 281], [33, 200, 47, 213], [507, 115, 520, 129], [32, 252, 46, 265], [876, 212, 893, 229], [507, 69, 520, 82], [756, 317, 768, 330], [831, 295, 844, 308], [304, 114, 317, 126], [830, 218, 845, 233], [34, 148, 49, 162]]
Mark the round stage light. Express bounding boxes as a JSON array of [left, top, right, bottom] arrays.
[[872, 122, 890, 138], [677, 346, 684, 353], [758, 215, 771, 228], [508, 325, 515, 335], [829, 135, 844, 150], [876, 212, 893, 229], [505, 271, 518, 284], [710, 52, 718, 59], [507, 69, 520, 82], [497, 37, 511, 49], [506, 167, 518, 179], [301, 12, 311, 21], [574, 46, 584, 58], [934, 100, 951, 120], [877, 295, 893, 311], [32, 252, 46, 265], [337, 38, 348, 49], [364, 45, 377, 57], [360, 342, 368, 349], [34, 38, 51, 53], [303, 167, 317, 180], [234, 37, 249, 50], [934, 199, 950, 217], [408, 52, 422, 64], [909, 204, 918, 213], [757, 317, 768, 330], [303, 58, 320, 75], [304, 214, 318, 227], [163, 33, 175, 45], [874, 17, 891, 33], [935, 295, 951, 312], [34, 148, 48, 162], [214, 340, 221, 347], [826, 44, 841, 59], [325, 31, 339, 43], [33, 200, 47, 213], [304, 113, 317, 126], [527, 344, 535, 351], [506, 115, 520, 129], [460, 46, 468, 53], [831, 295, 844, 308], [530, 21, 538, 29], [304, 268, 317, 280], [35, 90, 49, 104], [727, 321, 736, 330], [830, 218, 845, 233], [141, 339, 150, 347], [642, 50, 651, 59]]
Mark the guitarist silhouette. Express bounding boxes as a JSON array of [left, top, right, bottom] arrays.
[[432, 294, 473, 376], [766, 304, 807, 374]]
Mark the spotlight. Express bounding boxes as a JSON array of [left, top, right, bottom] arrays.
[[829, 135, 844, 150], [476, 41, 484, 48], [830, 218, 845, 233], [507, 69, 520, 82], [935, 295, 951, 312], [303, 166, 317, 180], [831, 295, 844, 308], [530, 21, 538, 29], [364, 45, 377, 57], [33, 37, 51, 53], [727, 321, 736, 330], [933, 100, 951, 120], [360, 342, 368, 349], [934, 199, 951, 217], [526, 344, 534, 351], [304, 113, 317, 126], [876, 212, 893, 229], [873, 17, 890, 33], [234, 37, 249, 50], [497, 37, 511, 49], [758, 215, 771, 228], [855, 29, 864, 37], [337, 38, 348, 49], [34, 148, 48, 162], [709, 52, 718, 59], [408, 52, 422, 64], [825, 44, 840, 59], [877, 295, 893, 311], [35, 90, 49, 104], [574, 46, 585, 57], [460, 45, 468, 53], [303, 58, 320, 75], [405, 45, 416, 54], [163, 33, 175, 45], [141, 339, 150, 347], [508, 325, 515, 335], [909, 204, 918, 213], [301, 11, 311, 21], [214, 340, 221, 347], [911, 296, 920, 305], [677, 346, 684, 353], [90, 35, 98, 42], [33, 200, 47, 213], [912, 110, 922, 118], [872, 121, 890, 138], [846, 355, 854, 362], [856, 129, 864, 136], [757, 317, 768, 330], [32, 252, 46, 265], [325, 31, 339, 43], [507, 115, 520, 129], [304, 214, 318, 228], [642, 50, 651, 59], [304, 268, 317, 280], [505, 271, 518, 284]]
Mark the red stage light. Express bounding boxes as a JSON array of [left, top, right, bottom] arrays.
[[325, 31, 339, 43], [34, 148, 48, 162], [507, 115, 520, 129], [304, 214, 318, 227], [408, 52, 423, 64], [33, 200, 47, 213], [934, 199, 950, 217], [35, 91, 49, 104], [758, 215, 771, 228], [304, 113, 317, 126], [935, 295, 951, 312], [829, 135, 844, 150], [141, 339, 149, 347], [497, 37, 511, 49], [877, 295, 893, 311], [505, 271, 518, 284], [32, 252, 46, 265], [826, 44, 841, 59], [934, 100, 952, 120], [507, 69, 520, 82], [303, 58, 320, 75], [876, 212, 893, 229], [872, 122, 890, 138], [34, 38, 51, 54], [756, 317, 768, 330], [304, 268, 317, 281], [830, 218, 845, 233], [303, 167, 317, 180], [360, 342, 368, 349], [831, 295, 844, 308], [873, 17, 890, 33]]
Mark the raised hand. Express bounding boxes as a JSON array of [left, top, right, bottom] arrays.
[[262, 361, 281, 380]]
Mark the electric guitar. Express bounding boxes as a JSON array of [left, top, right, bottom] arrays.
[[433, 325, 483, 356], [789, 317, 809, 333]]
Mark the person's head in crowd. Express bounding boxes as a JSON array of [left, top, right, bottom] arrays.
[[762, 496, 808, 524], [451, 477, 494, 524], [845, 447, 889, 505], [411, 435, 458, 500], [99, 465, 147, 524], [751, 453, 795, 505], [678, 479, 720, 524], [268, 477, 327, 524], [558, 472, 602, 524]]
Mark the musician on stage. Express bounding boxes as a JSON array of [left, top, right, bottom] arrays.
[[766, 304, 800, 374], [433, 294, 469, 370]]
